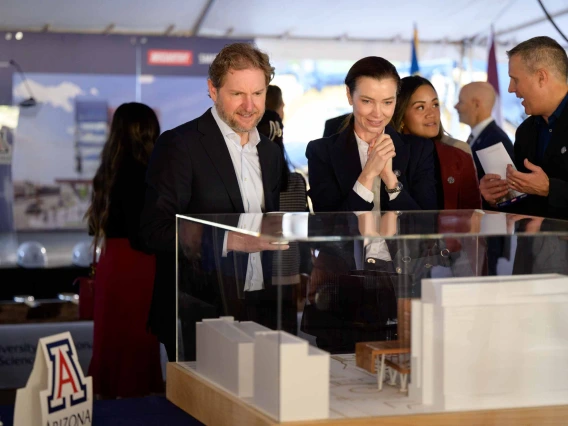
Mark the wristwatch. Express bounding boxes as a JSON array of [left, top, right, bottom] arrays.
[[385, 181, 403, 194]]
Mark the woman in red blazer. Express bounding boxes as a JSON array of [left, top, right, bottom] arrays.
[[391, 76, 481, 210]]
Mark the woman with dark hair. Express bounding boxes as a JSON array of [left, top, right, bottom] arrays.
[[306, 56, 437, 212], [87, 102, 163, 398], [391, 76, 481, 209]]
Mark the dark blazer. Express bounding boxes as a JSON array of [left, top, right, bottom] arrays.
[[306, 124, 438, 212], [471, 120, 515, 181], [140, 108, 282, 352], [507, 106, 568, 219], [323, 113, 350, 137], [434, 140, 481, 210]]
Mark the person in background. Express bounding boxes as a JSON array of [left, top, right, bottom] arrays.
[[455, 81, 515, 275], [455, 81, 514, 182], [480, 36, 568, 220], [392, 76, 481, 210], [257, 84, 307, 212], [258, 85, 309, 315], [86, 102, 163, 398], [265, 84, 285, 121]]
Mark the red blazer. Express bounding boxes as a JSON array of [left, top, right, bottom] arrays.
[[434, 140, 481, 210]]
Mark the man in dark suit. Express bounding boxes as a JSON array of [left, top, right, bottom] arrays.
[[140, 43, 284, 360], [455, 81, 514, 181], [323, 113, 350, 137], [480, 36, 568, 220]]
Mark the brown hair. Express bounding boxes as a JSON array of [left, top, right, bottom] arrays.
[[391, 75, 444, 141], [340, 56, 401, 132], [86, 102, 160, 249], [208, 42, 275, 89], [266, 85, 283, 111], [507, 36, 568, 80]]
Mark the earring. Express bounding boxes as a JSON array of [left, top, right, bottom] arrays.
[[400, 122, 405, 131]]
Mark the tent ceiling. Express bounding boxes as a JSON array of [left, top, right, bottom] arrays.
[[0, 0, 566, 46]]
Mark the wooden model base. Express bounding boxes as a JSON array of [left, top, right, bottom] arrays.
[[167, 362, 568, 425]]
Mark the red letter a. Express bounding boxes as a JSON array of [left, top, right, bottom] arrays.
[[57, 349, 78, 398]]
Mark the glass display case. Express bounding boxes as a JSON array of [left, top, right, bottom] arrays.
[[172, 210, 568, 424]]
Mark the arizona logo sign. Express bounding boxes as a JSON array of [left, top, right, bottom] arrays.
[[14, 332, 93, 426]]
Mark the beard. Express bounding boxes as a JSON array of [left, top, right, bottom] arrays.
[[215, 101, 263, 133]]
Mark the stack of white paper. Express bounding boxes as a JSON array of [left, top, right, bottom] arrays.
[[476, 143, 526, 204]]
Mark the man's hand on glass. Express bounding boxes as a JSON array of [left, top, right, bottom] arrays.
[[226, 231, 289, 253]]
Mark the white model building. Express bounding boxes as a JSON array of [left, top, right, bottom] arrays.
[[254, 331, 329, 422], [409, 273, 568, 411], [196, 317, 270, 397], [195, 317, 330, 422]]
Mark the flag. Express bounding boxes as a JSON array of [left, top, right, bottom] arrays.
[[487, 26, 503, 127], [410, 23, 420, 75]]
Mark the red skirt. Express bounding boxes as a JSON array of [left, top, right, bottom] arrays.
[[88, 238, 164, 398]]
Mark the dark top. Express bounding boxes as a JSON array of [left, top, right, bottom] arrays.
[[105, 156, 150, 253], [505, 91, 568, 219], [536, 92, 568, 161], [323, 113, 350, 138], [140, 108, 282, 351], [306, 124, 438, 212], [140, 108, 282, 253]]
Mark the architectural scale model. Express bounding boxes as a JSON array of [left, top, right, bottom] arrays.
[[196, 316, 270, 397], [253, 330, 329, 421], [195, 317, 330, 421], [409, 273, 568, 411], [192, 274, 568, 421], [356, 298, 411, 392]]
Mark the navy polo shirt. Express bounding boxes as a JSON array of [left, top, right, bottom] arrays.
[[536, 92, 568, 161]]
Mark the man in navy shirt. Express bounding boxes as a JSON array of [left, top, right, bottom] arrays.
[[480, 36, 568, 220]]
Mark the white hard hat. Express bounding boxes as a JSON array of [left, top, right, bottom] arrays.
[[72, 242, 100, 267], [17, 241, 47, 268]]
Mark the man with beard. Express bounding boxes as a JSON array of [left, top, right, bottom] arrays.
[[140, 43, 285, 360]]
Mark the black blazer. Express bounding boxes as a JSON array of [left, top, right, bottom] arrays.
[[323, 113, 351, 137], [140, 108, 282, 350], [471, 120, 515, 181], [306, 124, 438, 212], [506, 106, 568, 220]]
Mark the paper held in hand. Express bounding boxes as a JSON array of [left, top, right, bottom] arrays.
[[476, 142, 528, 207]]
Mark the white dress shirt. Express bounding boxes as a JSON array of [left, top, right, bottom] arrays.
[[212, 106, 265, 291], [351, 131, 396, 262], [469, 117, 494, 147]]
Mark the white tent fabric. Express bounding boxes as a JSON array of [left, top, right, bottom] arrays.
[[0, 0, 566, 55]]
